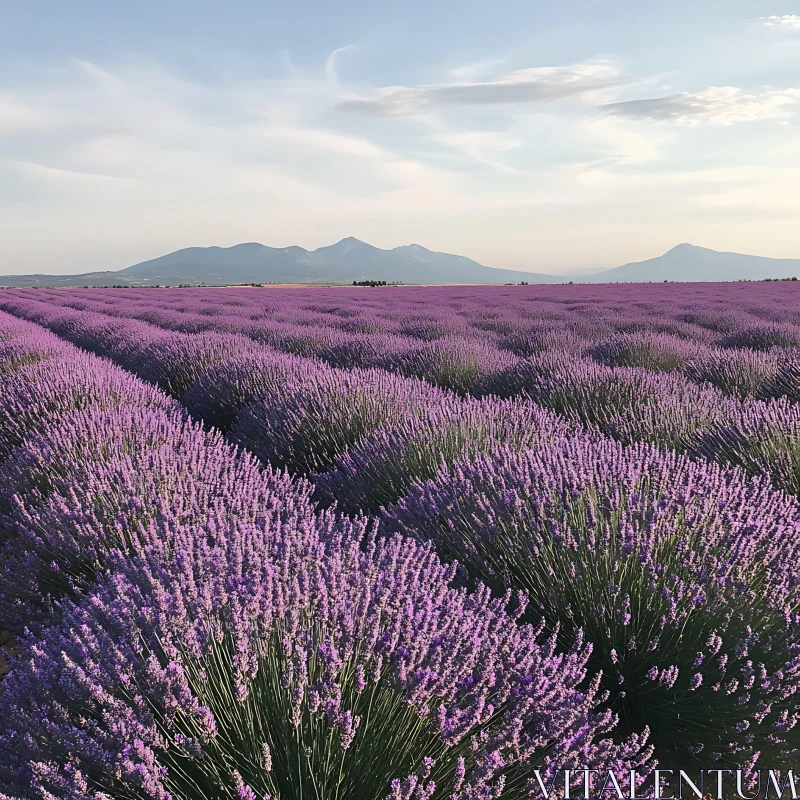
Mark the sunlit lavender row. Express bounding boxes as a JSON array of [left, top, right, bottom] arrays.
[[0, 283, 799, 799]]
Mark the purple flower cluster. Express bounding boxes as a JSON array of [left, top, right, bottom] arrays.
[[684, 347, 780, 400], [693, 397, 800, 496], [484, 356, 737, 452], [0, 347, 174, 460], [382, 435, 800, 766], [0, 519, 654, 798], [589, 332, 708, 373], [181, 349, 319, 431], [764, 351, 800, 404], [313, 395, 575, 514], [380, 336, 518, 396], [0, 314, 312, 637], [230, 365, 445, 475]]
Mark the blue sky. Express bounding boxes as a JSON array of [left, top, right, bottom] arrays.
[[1, 0, 799, 275]]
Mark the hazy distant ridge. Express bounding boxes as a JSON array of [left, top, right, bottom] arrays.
[[1, 239, 799, 287], [585, 243, 800, 283], [0, 238, 561, 288]]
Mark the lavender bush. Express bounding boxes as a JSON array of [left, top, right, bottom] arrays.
[[44, 310, 173, 370], [314, 396, 573, 514], [719, 323, 800, 352], [684, 348, 779, 399], [0, 517, 652, 799], [0, 333, 69, 375], [484, 358, 735, 451], [0, 355, 174, 460], [134, 332, 259, 397], [180, 350, 316, 431], [383, 438, 800, 768], [230, 367, 444, 475], [497, 326, 586, 358], [246, 319, 347, 358], [381, 337, 518, 396], [0, 342, 311, 633], [318, 332, 416, 370], [589, 332, 707, 373], [763, 351, 800, 404], [694, 397, 800, 496]]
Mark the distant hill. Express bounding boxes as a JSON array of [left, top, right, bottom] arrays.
[[584, 243, 800, 283], [0, 238, 562, 288], [1, 240, 798, 288]]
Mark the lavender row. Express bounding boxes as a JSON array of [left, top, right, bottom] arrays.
[[3, 288, 799, 409], [381, 435, 800, 768], [0, 312, 312, 634], [0, 298, 582, 513], [0, 310, 655, 798], [15, 283, 800, 350], [481, 355, 800, 498], [5, 284, 800, 402], [4, 294, 800, 503]]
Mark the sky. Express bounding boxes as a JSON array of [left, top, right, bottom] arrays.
[[1, 1, 799, 276]]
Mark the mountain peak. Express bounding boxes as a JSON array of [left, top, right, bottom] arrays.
[[589, 242, 799, 283], [228, 242, 266, 252], [313, 237, 378, 255], [666, 243, 697, 254], [394, 243, 431, 253]]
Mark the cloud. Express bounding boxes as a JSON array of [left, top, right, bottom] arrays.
[[445, 58, 508, 81], [602, 86, 800, 124], [688, 166, 800, 216], [252, 124, 388, 160], [325, 45, 357, 82], [0, 95, 60, 132], [760, 14, 800, 29], [71, 135, 145, 168], [431, 131, 527, 173], [335, 61, 625, 116], [572, 117, 664, 169], [10, 160, 134, 184]]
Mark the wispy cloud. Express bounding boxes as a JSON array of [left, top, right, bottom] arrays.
[[445, 58, 508, 81], [325, 46, 357, 82], [571, 117, 665, 170], [0, 95, 60, 132], [760, 14, 800, 29], [10, 160, 134, 184], [431, 130, 528, 173], [252, 124, 388, 160], [335, 61, 626, 116], [602, 86, 800, 125]]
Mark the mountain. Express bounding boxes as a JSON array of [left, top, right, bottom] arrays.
[[584, 243, 800, 283], [0, 238, 563, 288], [2, 240, 798, 288]]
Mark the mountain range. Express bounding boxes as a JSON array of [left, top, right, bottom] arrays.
[[1, 239, 798, 288]]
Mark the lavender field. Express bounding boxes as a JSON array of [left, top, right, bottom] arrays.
[[1, 282, 799, 799]]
